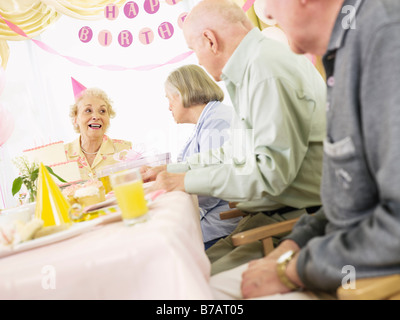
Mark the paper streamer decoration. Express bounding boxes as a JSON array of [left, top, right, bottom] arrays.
[[35, 163, 71, 227], [0, 0, 257, 72], [0, 0, 258, 72], [0, 12, 193, 71], [242, 0, 256, 12]]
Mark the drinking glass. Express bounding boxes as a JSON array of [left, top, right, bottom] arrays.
[[110, 168, 148, 226]]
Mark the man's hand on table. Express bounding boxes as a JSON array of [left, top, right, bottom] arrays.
[[140, 165, 186, 193], [240, 239, 304, 298], [140, 165, 167, 182], [151, 171, 186, 193]]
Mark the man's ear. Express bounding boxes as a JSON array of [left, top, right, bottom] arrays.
[[202, 29, 218, 54]]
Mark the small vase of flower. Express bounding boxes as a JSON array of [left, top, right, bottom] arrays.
[[12, 156, 66, 203]]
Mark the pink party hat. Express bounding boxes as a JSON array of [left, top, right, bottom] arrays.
[[71, 77, 87, 100]]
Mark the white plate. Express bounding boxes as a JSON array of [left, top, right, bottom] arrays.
[[83, 197, 117, 213], [0, 203, 36, 227], [0, 220, 98, 259], [95, 210, 122, 225]]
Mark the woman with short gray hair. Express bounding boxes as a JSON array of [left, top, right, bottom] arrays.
[[165, 64, 241, 249]]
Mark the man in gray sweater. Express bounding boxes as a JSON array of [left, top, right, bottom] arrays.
[[212, 0, 400, 298]]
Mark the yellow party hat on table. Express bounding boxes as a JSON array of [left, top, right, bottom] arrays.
[[35, 163, 71, 227]]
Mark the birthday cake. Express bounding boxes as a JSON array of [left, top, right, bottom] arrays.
[[23, 141, 82, 184], [62, 180, 106, 208]]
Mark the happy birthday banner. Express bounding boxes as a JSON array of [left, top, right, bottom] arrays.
[[79, 1, 189, 47], [0, 0, 255, 71]]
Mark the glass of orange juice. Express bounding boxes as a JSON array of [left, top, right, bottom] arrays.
[[110, 168, 148, 226]]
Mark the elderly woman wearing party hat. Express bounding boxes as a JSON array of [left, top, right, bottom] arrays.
[[65, 78, 132, 180]]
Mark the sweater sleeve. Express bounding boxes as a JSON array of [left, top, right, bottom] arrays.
[[283, 208, 328, 248]]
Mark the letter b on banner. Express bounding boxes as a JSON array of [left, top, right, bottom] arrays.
[[79, 26, 93, 43]]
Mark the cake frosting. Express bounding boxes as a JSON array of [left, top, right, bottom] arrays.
[[74, 186, 100, 198], [62, 180, 106, 208]]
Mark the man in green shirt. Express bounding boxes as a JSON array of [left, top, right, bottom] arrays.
[[142, 0, 326, 275]]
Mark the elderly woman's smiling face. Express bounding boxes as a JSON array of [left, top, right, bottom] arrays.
[[74, 95, 110, 140]]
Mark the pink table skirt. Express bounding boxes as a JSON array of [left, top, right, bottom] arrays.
[[0, 192, 213, 300]]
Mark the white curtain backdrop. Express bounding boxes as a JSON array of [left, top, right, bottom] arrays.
[[0, 0, 231, 209]]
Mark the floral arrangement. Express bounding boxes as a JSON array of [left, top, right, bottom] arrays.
[[12, 156, 66, 203]]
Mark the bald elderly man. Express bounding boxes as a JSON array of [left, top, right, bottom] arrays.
[[142, 0, 327, 276]]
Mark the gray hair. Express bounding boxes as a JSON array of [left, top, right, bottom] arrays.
[[165, 64, 224, 108]]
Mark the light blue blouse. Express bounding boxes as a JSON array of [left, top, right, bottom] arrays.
[[178, 101, 241, 243]]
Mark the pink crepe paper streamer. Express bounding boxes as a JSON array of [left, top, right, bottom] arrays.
[[242, 0, 256, 12], [31, 39, 60, 55], [63, 56, 93, 67], [99, 64, 127, 71], [0, 13, 194, 72], [0, 13, 28, 37]]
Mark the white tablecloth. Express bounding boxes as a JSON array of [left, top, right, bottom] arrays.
[[0, 191, 213, 300]]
